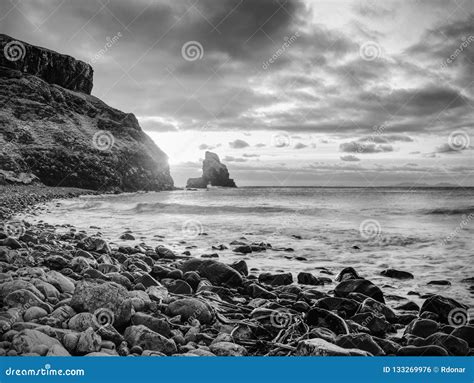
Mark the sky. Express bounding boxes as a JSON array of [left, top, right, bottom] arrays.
[[1, 0, 473, 186]]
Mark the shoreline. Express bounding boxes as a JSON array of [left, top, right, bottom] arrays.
[[0, 187, 472, 357]]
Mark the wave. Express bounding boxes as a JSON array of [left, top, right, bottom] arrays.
[[130, 202, 309, 215], [421, 206, 474, 216]]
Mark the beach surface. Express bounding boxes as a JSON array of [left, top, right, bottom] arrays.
[[0, 186, 472, 356]]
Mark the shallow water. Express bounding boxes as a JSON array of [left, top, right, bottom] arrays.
[[20, 187, 474, 305]]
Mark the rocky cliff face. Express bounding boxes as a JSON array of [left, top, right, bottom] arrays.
[[186, 152, 236, 188], [0, 34, 173, 191]]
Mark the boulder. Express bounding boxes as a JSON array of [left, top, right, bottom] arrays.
[[297, 272, 324, 286], [12, 329, 69, 355], [359, 297, 397, 322], [450, 325, 474, 347], [70, 281, 132, 328], [420, 295, 469, 324], [334, 279, 385, 303], [179, 259, 243, 287], [306, 308, 349, 335], [75, 327, 102, 355], [161, 279, 193, 295], [258, 272, 293, 286], [131, 313, 171, 338], [404, 319, 439, 338], [44, 271, 75, 294]]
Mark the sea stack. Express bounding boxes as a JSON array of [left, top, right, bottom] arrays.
[[0, 34, 173, 191], [186, 151, 237, 188]]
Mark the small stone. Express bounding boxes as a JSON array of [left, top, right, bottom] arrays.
[[180, 259, 243, 287], [420, 295, 468, 324], [380, 269, 414, 279], [404, 318, 439, 338], [335, 279, 385, 303], [131, 312, 171, 338], [209, 341, 247, 356], [230, 260, 248, 276], [395, 301, 419, 311], [161, 279, 193, 295], [120, 233, 135, 240]]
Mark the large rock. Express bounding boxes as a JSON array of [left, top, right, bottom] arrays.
[[419, 295, 469, 324], [0, 34, 92, 94], [334, 279, 385, 303], [336, 334, 385, 355], [179, 259, 243, 287], [167, 298, 214, 325], [0, 36, 173, 192], [70, 281, 132, 328], [306, 307, 349, 335], [124, 325, 177, 355], [186, 151, 236, 188], [12, 329, 69, 355]]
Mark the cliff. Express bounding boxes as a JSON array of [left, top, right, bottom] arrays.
[[0, 34, 173, 191], [186, 151, 236, 188]]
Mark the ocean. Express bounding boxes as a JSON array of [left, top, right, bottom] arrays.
[[22, 187, 474, 304]]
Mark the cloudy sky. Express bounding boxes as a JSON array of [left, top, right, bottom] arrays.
[[2, 0, 473, 186]]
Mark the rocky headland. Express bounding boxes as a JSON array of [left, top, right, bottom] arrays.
[[186, 151, 237, 188], [0, 34, 173, 192]]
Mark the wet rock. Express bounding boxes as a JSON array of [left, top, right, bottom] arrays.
[[232, 245, 252, 254], [306, 308, 349, 335], [43, 254, 69, 270], [180, 259, 243, 287], [360, 297, 397, 322], [404, 319, 439, 338], [135, 273, 160, 288], [351, 312, 390, 336], [380, 269, 414, 279], [335, 279, 384, 303], [397, 345, 449, 356], [209, 341, 247, 356], [70, 281, 133, 328], [247, 283, 277, 300], [427, 280, 451, 286], [336, 333, 385, 355], [161, 279, 193, 295], [295, 338, 371, 356], [450, 326, 474, 347], [372, 336, 401, 354], [297, 272, 324, 286], [395, 301, 419, 311], [230, 260, 248, 276], [316, 297, 360, 318], [258, 272, 293, 286], [167, 298, 214, 325], [421, 333, 469, 356], [120, 233, 135, 241], [80, 237, 111, 254], [124, 325, 177, 355], [420, 295, 468, 324], [155, 245, 176, 259]]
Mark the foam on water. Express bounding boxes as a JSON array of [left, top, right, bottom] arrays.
[[20, 187, 474, 304]]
